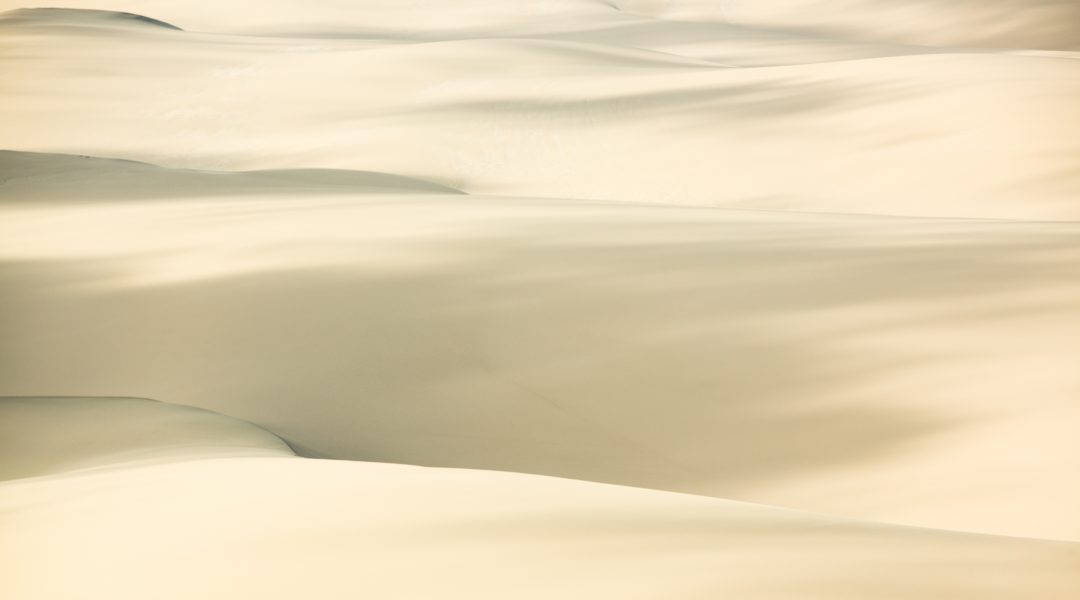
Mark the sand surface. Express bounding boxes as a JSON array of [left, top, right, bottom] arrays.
[[2, 2, 1079, 598], [3, 397, 1079, 600]]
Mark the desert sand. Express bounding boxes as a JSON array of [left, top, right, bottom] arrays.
[[2, 2, 1079, 598], [3, 396, 1079, 600]]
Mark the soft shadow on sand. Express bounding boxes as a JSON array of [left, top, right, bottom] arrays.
[[0, 151, 465, 201], [3, 195, 1079, 537]]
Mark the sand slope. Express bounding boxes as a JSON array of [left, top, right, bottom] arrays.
[[2, 7, 1079, 219], [2, 1, 1080, 594], [3, 150, 1080, 540], [0, 151, 464, 199], [622, 1, 1080, 51], [3, 397, 1078, 600]]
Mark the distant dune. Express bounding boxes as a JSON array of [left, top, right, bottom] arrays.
[[2, 5, 1079, 219], [1, 2, 1078, 598], [621, 1, 1080, 51]]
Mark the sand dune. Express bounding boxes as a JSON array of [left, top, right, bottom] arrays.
[[3, 149, 1080, 540], [631, 0, 1080, 51], [2, 1, 1079, 597], [3, 397, 1078, 600], [3, 7, 1079, 218], [4, 1, 1079, 51], [0, 151, 465, 199], [0, 396, 292, 480]]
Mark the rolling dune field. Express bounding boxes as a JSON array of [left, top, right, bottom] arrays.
[[2, 2, 1079, 598]]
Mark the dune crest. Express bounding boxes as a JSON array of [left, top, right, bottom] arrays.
[[1, 7, 182, 30], [0, 396, 292, 481], [2, 7, 1078, 219]]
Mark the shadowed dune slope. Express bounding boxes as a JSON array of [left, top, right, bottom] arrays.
[[622, 0, 1080, 51], [0, 7, 182, 30], [0, 151, 465, 200], [0, 396, 292, 481], [3, 153, 1080, 540], [2, 397, 1078, 600]]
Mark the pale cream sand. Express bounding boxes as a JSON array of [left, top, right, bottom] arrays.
[[3, 152, 1079, 542], [1, 1, 1079, 597], [3, 396, 1078, 600], [2, 5, 1079, 219]]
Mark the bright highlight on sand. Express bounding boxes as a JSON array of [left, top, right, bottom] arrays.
[[1, 2, 1078, 599]]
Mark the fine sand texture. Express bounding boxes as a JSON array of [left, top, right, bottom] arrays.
[[2, 2, 1079, 598], [3, 397, 1079, 600]]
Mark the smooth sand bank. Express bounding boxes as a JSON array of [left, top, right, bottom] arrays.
[[3, 397, 1078, 600]]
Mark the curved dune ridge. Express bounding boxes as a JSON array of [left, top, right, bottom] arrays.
[[0, 396, 292, 480], [0, 7, 182, 30], [1, 1, 1079, 597], [2, 5, 1079, 219], [2, 396, 1078, 600], [0, 151, 466, 198]]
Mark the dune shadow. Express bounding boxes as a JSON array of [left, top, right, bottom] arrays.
[[0, 150, 466, 202], [3, 198, 1078, 502]]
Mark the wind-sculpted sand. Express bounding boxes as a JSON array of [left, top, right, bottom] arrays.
[[2, 2, 1078, 598], [3, 397, 1079, 600]]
